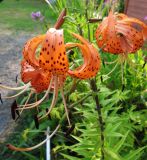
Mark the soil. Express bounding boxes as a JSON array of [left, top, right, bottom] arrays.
[[0, 30, 35, 142]]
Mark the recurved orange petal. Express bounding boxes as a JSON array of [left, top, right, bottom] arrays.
[[118, 17, 147, 41], [96, 11, 123, 54], [116, 23, 144, 53], [95, 18, 108, 50], [21, 60, 51, 93], [39, 28, 69, 75], [66, 33, 100, 79], [23, 35, 45, 69]]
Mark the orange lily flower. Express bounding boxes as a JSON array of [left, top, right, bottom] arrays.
[[95, 11, 147, 54], [35, 28, 101, 122], [6, 28, 101, 152]]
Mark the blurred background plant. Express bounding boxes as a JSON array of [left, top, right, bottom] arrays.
[[0, 0, 146, 160], [0, 0, 56, 32]]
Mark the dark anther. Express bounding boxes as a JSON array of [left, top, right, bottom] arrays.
[[46, 108, 51, 120], [65, 124, 75, 137], [15, 108, 21, 121], [0, 93, 3, 104], [68, 50, 74, 62], [117, 32, 124, 37], [122, 84, 125, 92], [15, 74, 18, 83], [34, 114, 39, 129], [11, 100, 18, 120], [15, 109, 20, 117], [68, 50, 74, 55]]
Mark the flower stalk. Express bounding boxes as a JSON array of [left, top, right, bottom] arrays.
[[90, 79, 104, 160], [85, 2, 105, 159]]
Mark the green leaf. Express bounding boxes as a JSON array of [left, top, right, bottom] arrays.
[[124, 146, 147, 160], [114, 131, 129, 152], [105, 148, 124, 160], [71, 135, 82, 142], [21, 151, 38, 160], [61, 153, 81, 160]]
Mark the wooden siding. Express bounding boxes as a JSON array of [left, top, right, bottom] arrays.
[[125, 0, 147, 23]]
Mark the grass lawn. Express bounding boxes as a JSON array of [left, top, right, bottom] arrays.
[[0, 0, 57, 32]]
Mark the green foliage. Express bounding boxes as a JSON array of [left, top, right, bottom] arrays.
[[0, 0, 56, 32], [61, 82, 147, 160]]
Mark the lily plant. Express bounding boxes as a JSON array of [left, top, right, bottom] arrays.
[[0, 3, 146, 155]]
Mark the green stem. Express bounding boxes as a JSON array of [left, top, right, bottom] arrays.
[[85, 7, 90, 41], [90, 79, 104, 160], [121, 61, 125, 92], [85, 2, 105, 159]]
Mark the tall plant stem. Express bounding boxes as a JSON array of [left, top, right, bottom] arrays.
[[85, 8, 90, 41], [85, 2, 104, 159], [90, 79, 104, 160], [121, 61, 125, 91]]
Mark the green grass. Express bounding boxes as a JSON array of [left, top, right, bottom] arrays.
[[0, 0, 57, 32]]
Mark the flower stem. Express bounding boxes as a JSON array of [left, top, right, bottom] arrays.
[[90, 79, 104, 160], [85, 7, 90, 41], [85, 2, 105, 159]]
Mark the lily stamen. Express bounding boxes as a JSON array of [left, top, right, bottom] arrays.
[[17, 77, 53, 110], [7, 124, 60, 151], [2, 83, 31, 99], [0, 82, 30, 91], [61, 88, 71, 127], [19, 90, 34, 116], [38, 76, 59, 121]]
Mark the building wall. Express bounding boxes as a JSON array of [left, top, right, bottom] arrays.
[[125, 0, 147, 23]]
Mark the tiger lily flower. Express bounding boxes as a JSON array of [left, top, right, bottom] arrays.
[[95, 11, 147, 54], [21, 28, 101, 122], [6, 28, 101, 152]]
